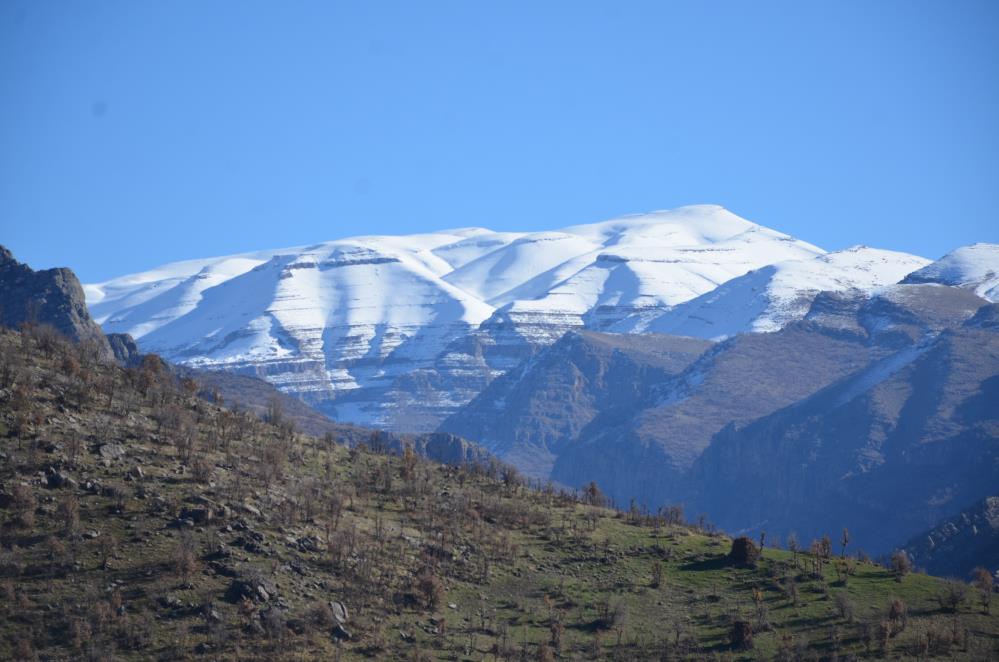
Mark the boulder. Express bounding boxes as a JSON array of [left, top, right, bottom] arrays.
[[225, 574, 277, 604], [179, 506, 212, 524], [45, 469, 75, 489], [225, 579, 257, 603], [98, 443, 126, 461], [329, 600, 348, 625]]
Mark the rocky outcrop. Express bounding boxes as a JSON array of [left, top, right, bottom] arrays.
[[0, 245, 111, 356], [107, 332, 142, 366], [409, 432, 495, 466]]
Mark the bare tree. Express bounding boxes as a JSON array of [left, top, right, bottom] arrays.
[[936, 580, 968, 613], [972, 567, 993, 614], [889, 550, 912, 583]]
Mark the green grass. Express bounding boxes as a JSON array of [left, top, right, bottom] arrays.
[[1, 326, 997, 661]]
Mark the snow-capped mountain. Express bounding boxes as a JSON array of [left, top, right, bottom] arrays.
[[902, 243, 999, 302], [84, 205, 928, 429], [610, 246, 931, 340]]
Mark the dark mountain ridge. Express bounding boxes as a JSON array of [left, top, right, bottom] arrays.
[[690, 305, 999, 553]]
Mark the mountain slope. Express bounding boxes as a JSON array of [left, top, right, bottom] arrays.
[[689, 299, 999, 554], [439, 331, 713, 479], [443, 283, 996, 557], [548, 321, 881, 504]]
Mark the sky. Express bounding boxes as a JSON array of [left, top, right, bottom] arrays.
[[1, 1, 997, 283]]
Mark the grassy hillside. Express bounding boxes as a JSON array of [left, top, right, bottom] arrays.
[[1, 325, 997, 661]]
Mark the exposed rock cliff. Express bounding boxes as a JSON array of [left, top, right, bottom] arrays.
[[0, 245, 111, 357]]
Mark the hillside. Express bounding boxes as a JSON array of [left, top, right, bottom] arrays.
[[181, 368, 494, 467], [3, 326, 998, 660], [177, 367, 373, 443], [443, 284, 998, 557]]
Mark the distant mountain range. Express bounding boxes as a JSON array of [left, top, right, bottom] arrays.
[[84, 205, 939, 429], [78, 206, 999, 562]]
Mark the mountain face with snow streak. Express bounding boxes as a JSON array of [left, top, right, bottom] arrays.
[[901, 243, 999, 302], [441, 284, 996, 554], [85, 205, 924, 429]]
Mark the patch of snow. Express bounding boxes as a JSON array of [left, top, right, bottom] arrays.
[[902, 243, 999, 302], [611, 246, 930, 340]]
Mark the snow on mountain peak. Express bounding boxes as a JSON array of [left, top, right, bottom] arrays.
[[83, 205, 927, 428], [610, 245, 930, 340], [901, 243, 999, 302]]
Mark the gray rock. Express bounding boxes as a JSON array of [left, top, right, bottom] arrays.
[[45, 470, 75, 489], [0, 245, 111, 357], [179, 506, 211, 524], [107, 333, 142, 367], [160, 595, 183, 609], [98, 444, 126, 461], [329, 600, 348, 624], [225, 577, 274, 604]]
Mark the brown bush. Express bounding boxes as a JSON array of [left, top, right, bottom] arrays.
[[728, 536, 761, 568], [417, 569, 446, 610], [730, 619, 753, 650]]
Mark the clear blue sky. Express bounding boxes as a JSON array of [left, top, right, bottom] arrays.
[[2, 1, 997, 282]]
